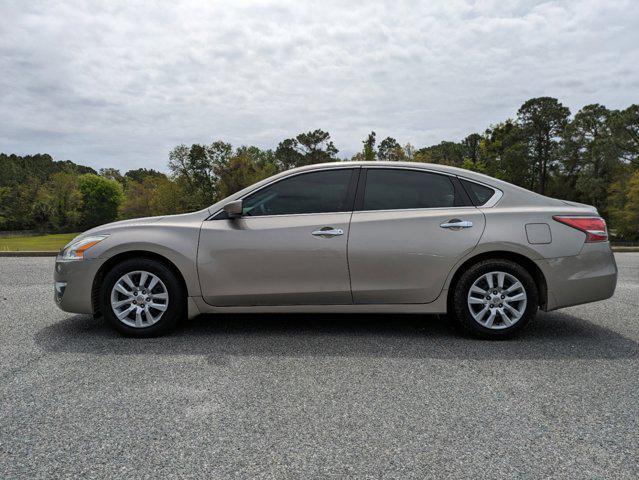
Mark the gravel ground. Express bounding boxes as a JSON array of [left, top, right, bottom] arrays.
[[0, 255, 637, 479]]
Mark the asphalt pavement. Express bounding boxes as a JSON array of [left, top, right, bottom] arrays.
[[1, 255, 637, 479]]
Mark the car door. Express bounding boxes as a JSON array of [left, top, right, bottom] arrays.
[[198, 168, 359, 306], [348, 167, 485, 304]]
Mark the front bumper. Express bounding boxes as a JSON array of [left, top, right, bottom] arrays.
[[537, 242, 618, 311], [53, 256, 105, 314]]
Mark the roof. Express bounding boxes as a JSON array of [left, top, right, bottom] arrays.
[[286, 160, 497, 185]]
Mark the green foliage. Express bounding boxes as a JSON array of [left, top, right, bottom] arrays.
[[214, 146, 279, 198], [77, 174, 124, 228], [99, 168, 124, 184], [124, 168, 167, 184], [516, 97, 570, 193], [415, 141, 465, 166], [34, 172, 83, 231], [362, 131, 376, 161], [377, 137, 405, 162], [608, 168, 639, 239], [2, 101, 639, 239], [275, 129, 338, 169]]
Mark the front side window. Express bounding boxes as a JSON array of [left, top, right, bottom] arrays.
[[242, 169, 354, 217], [362, 169, 456, 211]]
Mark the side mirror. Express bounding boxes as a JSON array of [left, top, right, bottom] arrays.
[[223, 199, 243, 218]]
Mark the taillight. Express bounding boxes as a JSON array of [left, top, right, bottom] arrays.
[[553, 216, 608, 242]]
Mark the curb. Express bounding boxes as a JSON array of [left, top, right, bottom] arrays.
[[612, 247, 639, 252], [0, 251, 58, 257]]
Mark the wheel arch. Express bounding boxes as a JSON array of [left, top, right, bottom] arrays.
[[446, 250, 548, 311], [91, 250, 189, 316]]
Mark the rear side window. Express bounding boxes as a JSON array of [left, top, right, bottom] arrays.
[[362, 169, 456, 211], [460, 179, 495, 206], [242, 169, 354, 216]]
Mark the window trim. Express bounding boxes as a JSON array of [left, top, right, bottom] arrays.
[[353, 166, 474, 213], [457, 176, 503, 208], [210, 167, 361, 220], [208, 165, 504, 220], [358, 167, 502, 209]]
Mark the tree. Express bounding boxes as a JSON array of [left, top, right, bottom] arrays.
[[274, 138, 303, 170], [167, 141, 232, 210], [214, 147, 278, 198], [517, 97, 570, 194], [99, 168, 124, 184], [403, 143, 415, 161], [124, 168, 167, 184], [362, 131, 376, 161], [119, 177, 161, 219], [152, 177, 191, 216], [479, 120, 529, 185], [38, 172, 83, 230], [275, 129, 338, 169], [462, 133, 481, 164], [77, 174, 123, 228], [609, 104, 639, 167], [563, 105, 619, 215], [377, 137, 405, 162], [608, 168, 639, 240], [414, 141, 465, 166]]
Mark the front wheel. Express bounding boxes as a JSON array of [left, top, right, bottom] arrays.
[[451, 259, 538, 339], [100, 258, 185, 337]]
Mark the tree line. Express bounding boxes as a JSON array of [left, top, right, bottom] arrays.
[[1, 97, 637, 239]]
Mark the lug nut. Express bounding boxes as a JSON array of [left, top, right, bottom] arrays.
[[499, 303, 503, 307], [501, 295, 505, 299], [132, 300, 137, 304]]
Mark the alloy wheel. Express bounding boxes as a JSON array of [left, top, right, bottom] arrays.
[[466, 271, 527, 329], [110, 270, 169, 328]]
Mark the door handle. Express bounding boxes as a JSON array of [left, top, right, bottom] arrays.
[[312, 227, 344, 238], [440, 219, 473, 229]]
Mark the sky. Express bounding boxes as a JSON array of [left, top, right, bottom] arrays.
[[1, 0, 638, 172]]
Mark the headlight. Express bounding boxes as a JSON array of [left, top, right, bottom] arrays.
[[59, 235, 108, 261]]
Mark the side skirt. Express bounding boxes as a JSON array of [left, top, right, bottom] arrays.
[[189, 290, 448, 315]]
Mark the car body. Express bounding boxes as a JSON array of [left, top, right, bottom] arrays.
[[54, 161, 618, 337]]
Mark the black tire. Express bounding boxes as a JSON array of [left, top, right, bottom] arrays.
[[451, 259, 538, 339], [100, 258, 185, 337]]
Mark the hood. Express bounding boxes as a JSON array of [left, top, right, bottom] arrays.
[[81, 215, 165, 236]]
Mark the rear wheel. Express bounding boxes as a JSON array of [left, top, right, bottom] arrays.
[[100, 258, 185, 337], [452, 259, 538, 338]]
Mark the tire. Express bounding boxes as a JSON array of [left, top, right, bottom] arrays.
[[100, 258, 185, 337], [451, 259, 538, 339]]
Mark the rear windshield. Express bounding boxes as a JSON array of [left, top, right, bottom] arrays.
[[460, 179, 495, 206]]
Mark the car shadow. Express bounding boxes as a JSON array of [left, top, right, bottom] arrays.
[[35, 311, 638, 362]]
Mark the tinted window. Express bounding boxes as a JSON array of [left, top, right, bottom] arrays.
[[243, 169, 354, 216], [460, 179, 495, 206], [362, 169, 456, 211]]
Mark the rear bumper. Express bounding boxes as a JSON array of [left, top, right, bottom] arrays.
[[537, 243, 617, 311]]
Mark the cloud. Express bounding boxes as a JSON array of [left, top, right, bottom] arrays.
[[1, 0, 638, 171]]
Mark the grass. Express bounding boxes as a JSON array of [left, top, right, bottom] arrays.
[[0, 233, 80, 252]]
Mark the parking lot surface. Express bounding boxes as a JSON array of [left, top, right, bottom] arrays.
[[1, 254, 638, 479]]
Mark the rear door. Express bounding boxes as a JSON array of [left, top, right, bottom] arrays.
[[348, 167, 485, 304]]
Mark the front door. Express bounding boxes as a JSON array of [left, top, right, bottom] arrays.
[[348, 168, 485, 304], [198, 168, 358, 306]]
